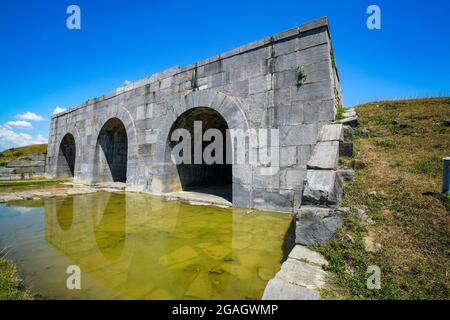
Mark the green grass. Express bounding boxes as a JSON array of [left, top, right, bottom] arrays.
[[0, 178, 67, 192], [318, 97, 450, 300], [335, 106, 345, 121], [0, 258, 32, 300], [0, 144, 47, 163]]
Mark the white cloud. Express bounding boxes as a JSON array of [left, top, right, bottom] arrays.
[[124, 80, 131, 85], [17, 112, 45, 122], [5, 120, 33, 130], [0, 125, 47, 149], [53, 106, 67, 115]]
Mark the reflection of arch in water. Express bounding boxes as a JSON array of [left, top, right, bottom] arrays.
[[55, 197, 74, 231], [93, 193, 126, 262], [44, 193, 127, 267]]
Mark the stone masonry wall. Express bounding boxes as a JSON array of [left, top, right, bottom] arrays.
[[46, 17, 342, 213]]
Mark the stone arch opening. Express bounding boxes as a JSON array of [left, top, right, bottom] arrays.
[[94, 118, 128, 183], [167, 107, 232, 201], [57, 133, 76, 177]]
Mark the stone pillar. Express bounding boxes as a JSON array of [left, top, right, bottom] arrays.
[[443, 157, 450, 194]]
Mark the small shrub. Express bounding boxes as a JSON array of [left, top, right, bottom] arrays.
[[12, 151, 23, 157], [296, 66, 307, 87], [335, 106, 345, 121]]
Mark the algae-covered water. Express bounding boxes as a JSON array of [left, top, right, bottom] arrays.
[[0, 192, 294, 300]]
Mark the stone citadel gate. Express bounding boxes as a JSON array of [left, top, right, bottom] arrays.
[[46, 17, 345, 213]]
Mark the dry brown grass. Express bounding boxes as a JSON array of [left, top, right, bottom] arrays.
[[317, 97, 450, 299]]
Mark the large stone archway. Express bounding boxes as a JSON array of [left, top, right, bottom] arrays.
[[93, 118, 128, 183], [152, 90, 252, 207]]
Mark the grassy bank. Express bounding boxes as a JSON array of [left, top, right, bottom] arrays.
[[0, 144, 47, 165], [0, 258, 32, 300], [0, 178, 68, 193], [316, 97, 450, 300]]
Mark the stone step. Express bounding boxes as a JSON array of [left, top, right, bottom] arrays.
[[302, 170, 343, 206], [274, 258, 328, 290], [295, 206, 347, 245], [307, 141, 339, 170], [288, 245, 328, 267], [262, 277, 320, 300]]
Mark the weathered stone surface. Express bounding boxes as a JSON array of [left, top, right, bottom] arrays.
[[94, 182, 127, 190], [288, 245, 328, 267], [307, 141, 339, 170], [343, 109, 356, 118], [66, 188, 98, 195], [339, 142, 354, 157], [262, 277, 320, 300], [337, 115, 358, 127], [303, 170, 343, 206], [318, 124, 343, 142], [274, 259, 328, 290], [295, 206, 347, 245], [356, 208, 374, 225], [363, 236, 382, 253], [337, 169, 355, 181]]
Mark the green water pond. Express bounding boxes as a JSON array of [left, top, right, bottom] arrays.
[[0, 192, 294, 300]]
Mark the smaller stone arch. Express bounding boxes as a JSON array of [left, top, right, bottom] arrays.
[[54, 126, 80, 178], [90, 106, 138, 185]]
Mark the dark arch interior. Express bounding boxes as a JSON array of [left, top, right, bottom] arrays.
[[57, 133, 76, 177], [167, 107, 232, 201], [95, 118, 128, 183]]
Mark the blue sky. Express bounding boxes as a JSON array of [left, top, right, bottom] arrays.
[[0, 0, 449, 149]]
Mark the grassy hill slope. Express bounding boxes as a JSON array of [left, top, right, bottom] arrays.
[[316, 97, 450, 299], [0, 144, 48, 165]]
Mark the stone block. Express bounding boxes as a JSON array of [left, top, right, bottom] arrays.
[[279, 146, 298, 167], [262, 278, 320, 300], [276, 105, 303, 126], [253, 188, 292, 212], [280, 124, 318, 146], [232, 183, 253, 208], [339, 142, 354, 157], [307, 141, 339, 170], [337, 169, 355, 182], [318, 124, 343, 142], [274, 258, 328, 290], [288, 245, 329, 267], [280, 169, 305, 190], [303, 170, 343, 206], [295, 206, 347, 245]]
